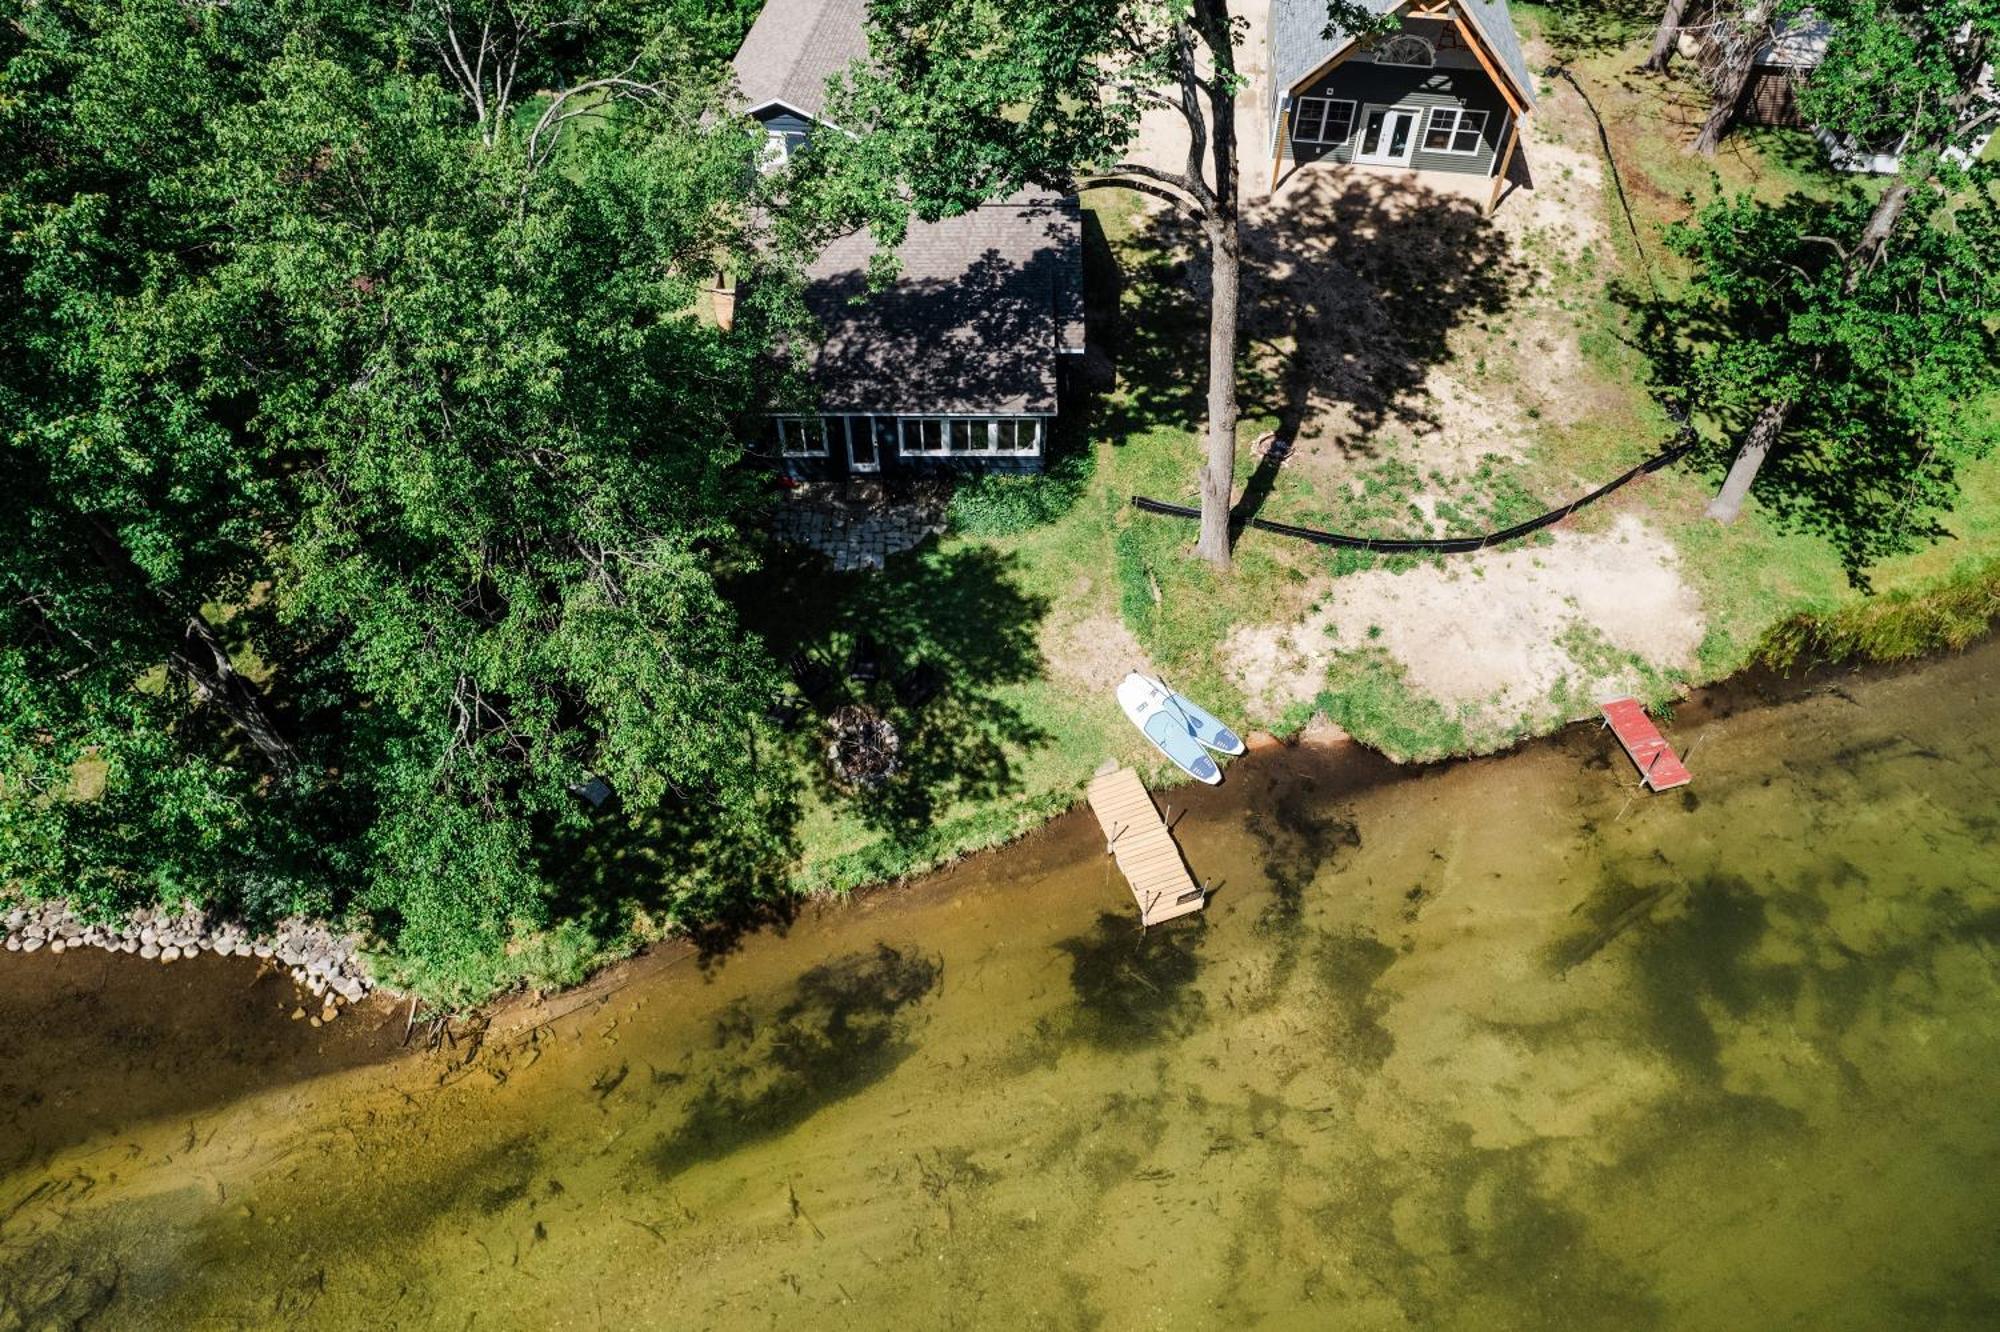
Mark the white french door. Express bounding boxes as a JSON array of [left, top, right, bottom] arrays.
[[843, 416, 881, 473], [1355, 105, 1421, 166]]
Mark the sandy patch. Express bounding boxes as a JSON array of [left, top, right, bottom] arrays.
[[1493, 107, 1610, 264], [1227, 514, 1704, 727], [1043, 610, 1154, 694], [1396, 366, 1535, 471]]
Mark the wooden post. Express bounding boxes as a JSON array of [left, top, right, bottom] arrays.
[[1487, 115, 1522, 216], [1269, 98, 1289, 195]]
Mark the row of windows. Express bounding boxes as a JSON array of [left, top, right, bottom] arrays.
[[1293, 98, 1489, 156], [775, 414, 1046, 461]]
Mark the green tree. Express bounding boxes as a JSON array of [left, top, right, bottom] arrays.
[[792, 0, 1391, 570], [2, 0, 802, 999], [1666, 187, 2000, 573], [1700, 0, 2000, 522]]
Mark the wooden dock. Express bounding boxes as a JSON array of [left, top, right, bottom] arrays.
[[1600, 696, 1691, 792], [1086, 764, 1206, 926]]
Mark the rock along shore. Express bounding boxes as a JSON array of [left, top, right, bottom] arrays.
[[2, 900, 377, 1007]]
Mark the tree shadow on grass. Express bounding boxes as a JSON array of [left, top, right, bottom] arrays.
[[1613, 262, 1967, 587], [1081, 199, 1209, 447], [1081, 171, 1522, 539], [730, 539, 1052, 852], [644, 941, 942, 1178], [539, 776, 805, 973]]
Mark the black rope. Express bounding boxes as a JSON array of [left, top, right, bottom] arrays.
[[1131, 429, 1696, 554], [1543, 63, 1660, 298]]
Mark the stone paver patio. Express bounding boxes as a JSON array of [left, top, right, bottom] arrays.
[[771, 483, 948, 572]]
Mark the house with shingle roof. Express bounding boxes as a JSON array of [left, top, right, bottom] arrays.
[[1268, 0, 1537, 213], [734, 0, 1085, 479]]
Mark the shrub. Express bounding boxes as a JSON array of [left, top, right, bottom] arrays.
[[948, 449, 1091, 536]]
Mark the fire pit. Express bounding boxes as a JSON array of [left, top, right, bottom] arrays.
[[826, 704, 899, 789]]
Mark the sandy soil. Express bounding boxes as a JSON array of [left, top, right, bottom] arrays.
[[1228, 513, 1706, 731], [1042, 607, 1155, 693]]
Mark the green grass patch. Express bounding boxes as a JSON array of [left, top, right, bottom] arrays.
[[1314, 651, 1469, 762], [1756, 558, 2000, 668]]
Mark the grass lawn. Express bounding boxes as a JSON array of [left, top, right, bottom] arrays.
[[729, 13, 2000, 897]]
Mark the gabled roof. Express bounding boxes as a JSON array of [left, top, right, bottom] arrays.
[[1270, 0, 1537, 111], [801, 197, 1083, 415], [1756, 14, 1832, 69], [731, 0, 871, 123]]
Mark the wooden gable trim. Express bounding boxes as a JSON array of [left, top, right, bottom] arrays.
[[1281, 1, 1529, 120], [1280, 0, 1407, 102], [1446, 4, 1529, 116]]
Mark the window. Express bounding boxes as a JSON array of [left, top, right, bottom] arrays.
[[1374, 34, 1435, 67], [761, 129, 808, 172], [992, 418, 1043, 455], [1422, 106, 1488, 154], [895, 417, 1045, 458], [776, 416, 829, 457], [1292, 97, 1356, 146], [899, 417, 946, 454]]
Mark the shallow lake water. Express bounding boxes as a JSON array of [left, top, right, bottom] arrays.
[[3, 645, 1999, 1329]]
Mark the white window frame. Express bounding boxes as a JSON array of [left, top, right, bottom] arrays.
[[990, 418, 1044, 456], [1421, 106, 1489, 156], [1292, 97, 1357, 146], [897, 417, 947, 455], [775, 415, 829, 458], [834, 415, 881, 472], [1374, 34, 1436, 68], [894, 416, 1045, 459]]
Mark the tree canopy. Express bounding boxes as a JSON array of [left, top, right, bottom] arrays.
[[1665, 186, 2000, 575], [1, 0, 803, 999]]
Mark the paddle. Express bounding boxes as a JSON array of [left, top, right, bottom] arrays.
[[1150, 675, 1199, 737]]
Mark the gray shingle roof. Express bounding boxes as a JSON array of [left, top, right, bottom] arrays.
[[1269, 0, 1536, 112], [1757, 14, 1832, 68], [732, 0, 870, 121], [801, 197, 1083, 415]]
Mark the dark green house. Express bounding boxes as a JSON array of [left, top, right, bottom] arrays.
[[733, 0, 1085, 481], [1267, 0, 1536, 213]]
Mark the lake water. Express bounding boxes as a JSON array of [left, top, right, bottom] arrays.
[[3, 645, 1999, 1329]]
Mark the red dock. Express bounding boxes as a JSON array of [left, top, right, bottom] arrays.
[[1600, 697, 1691, 792]]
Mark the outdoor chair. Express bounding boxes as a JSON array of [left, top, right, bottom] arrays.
[[787, 649, 838, 703], [893, 662, 943, 709], [847, 633, 885, 684]]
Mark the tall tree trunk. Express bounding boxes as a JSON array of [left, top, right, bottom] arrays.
[[1855, 182, 1913, 270], [1706, 397, 1793, 522], [1643, 0, 1691, 73], [1703, 36, 1972, 520], [1192, 0, 1241, 570], [1196, 224, 1242, 567], [170, 616, 298, 776], [1690, 34, 1756, 155]]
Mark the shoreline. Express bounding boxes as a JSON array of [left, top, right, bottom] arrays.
[[0, 902, 375, 1011], [5, 603, 1996, 1022]]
